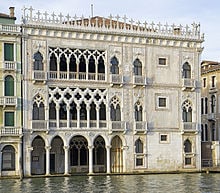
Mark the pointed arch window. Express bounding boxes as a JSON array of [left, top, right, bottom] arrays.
[[90, 102, 96, 120], [80, 102, 87, 120], [110, 96, 121, 121], [59, 101, 67, 120], [133, 58, 142, 76], [60, 53, 67, 71], [69, 54, 77, 72], [99, 102, 106, 120], [182, 62, 191, 79], [33, 51, 43, 70], [33, 102, 45, 120], [182, 100, 192, 122], [184, 139, 192, 153], [49, 53, 57, 71], [135, 101, 143, 121], [110, 56, 119, 74], [79, 55, 86, 72], [4, 75, 14, 96], [70, 102, 77, 120], [89, 56, 95, 73], [49, 101, 56, 120], [98, 56, 105, 73]]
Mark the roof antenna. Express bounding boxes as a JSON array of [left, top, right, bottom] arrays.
[[91, 4, 94, 17]]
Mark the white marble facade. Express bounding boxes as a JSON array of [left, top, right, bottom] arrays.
[[21, 7, 203, 176]]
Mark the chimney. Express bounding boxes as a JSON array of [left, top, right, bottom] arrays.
[[9, 7, 15, 18]]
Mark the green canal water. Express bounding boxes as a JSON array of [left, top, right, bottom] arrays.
[[0, 173, 220, 193]]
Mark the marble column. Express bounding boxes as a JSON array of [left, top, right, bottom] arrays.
[[63, 146, 69, 175], [88, 145, 94, 174], [106, 145, 111, 173], [45, 146, 51, 175]]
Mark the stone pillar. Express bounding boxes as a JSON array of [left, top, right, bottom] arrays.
[[63, 146, 69, 175], [45, 146, 51, 175], [26, 147, 33, 176], [87, 105, 90, 129], [77, 106, 80, 128], [66, 105, 70, 128], [45, 106, 49, 131], [96, 106, 100, 129], [106, 145, 111, 173], [88, 146, 94, 174], [0, 151, 2, 177], [18, 142, 23, 178], [56, 106, 59, 128]]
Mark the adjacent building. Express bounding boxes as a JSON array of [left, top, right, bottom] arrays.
[[0, 6, 204, 178], [0, 7, 22, 177], [201, 61, 220, 167]]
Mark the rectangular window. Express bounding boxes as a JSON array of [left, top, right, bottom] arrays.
[[158, 58, 166, 65], [160, 134, 167, 141], [4, 43, 14, 61], [203, 78, 206, 88], [185, 157, 191, 165], [136, 158, 143, 166], [211, 76, 216, 88], [159, 97, 166, 107], [5, 112, 14, 126]]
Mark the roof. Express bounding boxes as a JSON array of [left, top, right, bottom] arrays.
[[201, 60, 220, 74]]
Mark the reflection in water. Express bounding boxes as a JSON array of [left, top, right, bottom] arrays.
[[1, 173, 220, 193]]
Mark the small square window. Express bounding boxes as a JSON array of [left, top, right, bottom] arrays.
[[136, 158, 143, 166], [185, 158, 192, 165], [159, 58, 166, 65], [160, 134, 167, 142], [159, 97, 166, 107]]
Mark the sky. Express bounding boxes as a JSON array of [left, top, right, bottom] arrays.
[[1, 0, 219, 61]]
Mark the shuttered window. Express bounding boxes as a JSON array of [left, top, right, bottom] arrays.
[[4, 43, 14, 61]]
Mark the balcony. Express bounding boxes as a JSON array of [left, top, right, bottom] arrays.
[[134, 121, 147, 134], [110, 74, 123, 86], [109, 121, 127, 133], [182, 78, 196, 90], [207, 113, 216, 121], [32, 120, 48, 131], [0, 96, 17, 107], [0, 127, 22, 136], [33, 71, 47, 83], [181, 122, 197, 133], [133, 75, 147, 87], [0, 24, 20, 33], [3, 61, 16, 71], [48, 71, 106, 81], [209, 87, 218, 94]]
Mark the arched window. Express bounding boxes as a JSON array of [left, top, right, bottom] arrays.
[[90, 102, 96, 120], [89, 56, 95, 73], [4, 75, 14, 96], [211, 95, 216, 113], [69, 54, 77, 72], [182, 100, 192, 122], [98, 56, 105, 73], [110, 56, 119, 74], [70, 102, 77, 120], [133, 58, 142, 76], [184, 139, 192, 153], [33, 51, 43, 70], [59, 101, 67, 120], [80, 102, 87, 120], [99, 102, 106, 120], [79, 55, 86, 72], [49, 53, 57, 71], [32, 95, 45, 120], [49, 101, 56, 120], [110, 96, 121, 121], [182, 62, 191, 79], [135, 101, 143, 121], [135, 139, 143, 153], [60, 53, 67, 71], [2, 145, 15, 171]]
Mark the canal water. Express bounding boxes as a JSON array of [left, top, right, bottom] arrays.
[[1, 173, 220, 193]]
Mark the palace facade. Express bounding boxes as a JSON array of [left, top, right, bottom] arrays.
[[1, 6, 204, 177], [201, 61, 220, 167], [0, 7, 22, 177]]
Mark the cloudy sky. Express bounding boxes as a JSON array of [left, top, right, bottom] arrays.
[[1, 0, 219, 61]]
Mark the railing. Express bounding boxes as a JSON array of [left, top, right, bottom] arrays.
[[3, 61, 16, 70], [182, 78, 195, 89], [0, 127, 21, 135], [202, 159, 213, 167], [48, 71, 105, 81], [110, 74, 123, 85], [33, 71, 46, 80], [182, 122, 197, 132], [0, 24, 20, 33], [133, 76, 146, 86], [49, 120, 56, 127], [0, 96, 17, 106], [134, 121, 147, 133], [22, 7, 203, 40], [32, 120, 47, 130], [207, 113, 216, 121], [110, 121, 126, 133]]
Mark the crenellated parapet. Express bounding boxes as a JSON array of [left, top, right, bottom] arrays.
[[22, 6, 204, 41]]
